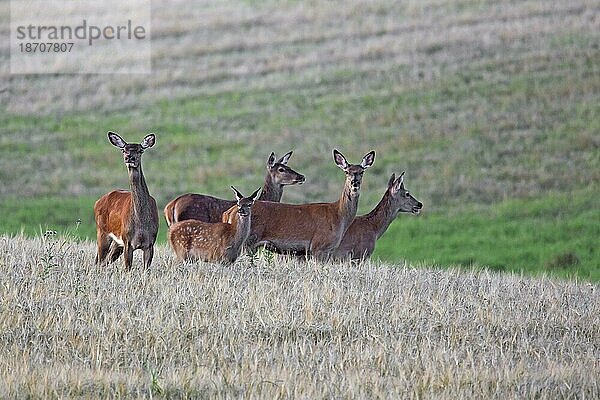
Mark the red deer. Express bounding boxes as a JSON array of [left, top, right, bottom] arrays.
[[222, 149, 375, 260], [168, 187, 260, 264], [163, 151, 304, 226], [331, 172, 423, 260], [94, 132, 159, 269]]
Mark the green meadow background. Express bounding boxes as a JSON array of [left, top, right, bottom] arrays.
[[1, 0, 598, 280]]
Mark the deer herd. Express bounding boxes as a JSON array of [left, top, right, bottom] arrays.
[[94, 132, 423, 269]]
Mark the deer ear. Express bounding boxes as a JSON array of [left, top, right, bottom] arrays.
[[333, 149, 349, 170], [387, 173, 396, 189], [395, 172, 405, 191], [360, 151, 375, 169], [389, 172, 405, 195], [230, 185, 244, 201], [249, 188, 261, 201], [108, 131, 126, 148], [277, 151, 293, 165], [267, 152, 276, 167], [140, 134, 155, 149]]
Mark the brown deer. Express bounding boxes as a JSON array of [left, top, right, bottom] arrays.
[[168, 186, 260, 264], [331, 172, 423, 260], [94, 132, 159, 270], [163, 151, 304, 226], [222, 149, 375, 260]]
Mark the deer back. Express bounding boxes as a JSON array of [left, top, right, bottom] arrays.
[[165, 193, 235, 226]]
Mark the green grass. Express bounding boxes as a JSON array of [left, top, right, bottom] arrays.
[[374, 187, 600, 281], [0, 196, 169, 245], [0, 196, 97, 240]]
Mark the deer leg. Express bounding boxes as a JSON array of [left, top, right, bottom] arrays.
[[108, 242, 124, 263], [296, 252, 309, 263], [320, 253, 335, 263], [309, 244, 335, 263], [123, 242, 134, 270], [310, 251, 330, 263], [142, 246, 154, 269], [96, 233, 111, 265]]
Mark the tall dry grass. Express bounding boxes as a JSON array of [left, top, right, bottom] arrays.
[[0, 234, 598, 398]]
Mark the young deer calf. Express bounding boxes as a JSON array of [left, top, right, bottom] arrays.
[[222, 149, 375, 260], [94, 132, 159, 269], [332, 172, 423, 260], [164, 151, 304, 226], [168, 187, 260, 264]]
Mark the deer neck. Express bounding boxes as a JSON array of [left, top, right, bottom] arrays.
[[258, 173, 283, 202], [363, 191, 398, 239], [128, 166, 152, 224], [337, 178, 360, 232], [229, 212, 252, 254]]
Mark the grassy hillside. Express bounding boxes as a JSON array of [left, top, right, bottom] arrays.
[[0, 235, 598, 398], [0, 0, 598, 278]]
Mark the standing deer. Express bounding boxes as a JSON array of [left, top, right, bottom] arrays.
[[163, 151, 304, 226], [94, 132, 159, 270], [222, 149, 375, 260], [331, 172, 423, 260], [168, 186, 260, 264]]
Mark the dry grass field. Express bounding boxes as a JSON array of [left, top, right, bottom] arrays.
[[0, 234, 598, 398]]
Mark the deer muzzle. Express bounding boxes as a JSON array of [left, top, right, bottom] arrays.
[[412, 202, 423, 214]]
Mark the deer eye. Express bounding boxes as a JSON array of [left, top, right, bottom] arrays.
[[278, 167, 285, 172], [405, 192, 410, 197]]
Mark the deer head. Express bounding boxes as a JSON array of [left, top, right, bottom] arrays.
[[266, 151, 305, 185], [333, 149, 375, 195], [231, 186, 261, 216], [108, 131, 155, 170], [387, 172, 423, 215]]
